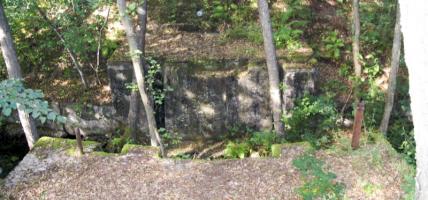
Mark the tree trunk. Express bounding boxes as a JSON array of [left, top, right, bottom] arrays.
[[380, 5, 402, 135], [399, 1, 428, 198], [137, 0, 148, 52], [117, 0, 165, 157], [36, 7, 88, 89], [0, 2, 39, 150], [257, 0, 285, 136], [352, 0, 361, 77], [127, 0, 149, 142]]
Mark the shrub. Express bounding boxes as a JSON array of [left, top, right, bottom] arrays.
[[319, 31, 345, 61], [159, 128, 182, 147], [248, 131, 281, 156], [224, 141, 251, 159], [283, 94, 338, 149]]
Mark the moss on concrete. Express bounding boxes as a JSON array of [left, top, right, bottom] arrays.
[[91, 151, 118, 157], [120, 144, 142, 154], [34, 137, 99, 150], [271, 144, 282, 158], [33, 137, 101, 157]]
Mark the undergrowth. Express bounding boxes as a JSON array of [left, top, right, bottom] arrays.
[[293, 154, 345, 200], [224, 130, 281, 159]]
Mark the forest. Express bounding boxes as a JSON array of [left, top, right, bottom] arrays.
[[0, 0, 427, 199]]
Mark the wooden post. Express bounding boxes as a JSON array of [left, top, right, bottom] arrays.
[[352, 101, 365, 149], [75, 128, 84, 156]]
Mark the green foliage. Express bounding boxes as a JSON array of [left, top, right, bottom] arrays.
[[274, 25, 304, 50], [272, 0, 311, 50], [105, 137, 127, 153], [248, 131, 280, 156], [223, 129, 282, 159], [224, 141, 251, 159], [224, 23, 263, 44], [159, 128, 182, 147], [145, 58, 173, 106], [293, 154, 345, 200], [0, 79, 66, 124], [360, 0, 396, 54], [362, 81, 385, 129], [402, 171, 416, 200], [283, 94, 338, 149], [386, 78, 415, 165], [319, 31, 345, 60], [3, 0, 118, 77]]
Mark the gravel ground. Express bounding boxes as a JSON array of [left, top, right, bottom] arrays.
[[0, 140, 411, 200], [1, 146, 303, 200]]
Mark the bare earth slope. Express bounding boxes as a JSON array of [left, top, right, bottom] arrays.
[[0, 137, 413, 200]]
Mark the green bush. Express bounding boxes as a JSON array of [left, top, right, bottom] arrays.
[[159, 128, 182, 147], [283, 94, 338, 149], [223, 129, 282, 158], [224, 141, 251, 159], [271, 0, 311, 50], [319, 31, 345, 60], [248, 131, 280, 156]]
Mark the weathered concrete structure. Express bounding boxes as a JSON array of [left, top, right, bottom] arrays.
[[107, 57, 317, 138]]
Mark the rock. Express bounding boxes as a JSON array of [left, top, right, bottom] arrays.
[[4, 137, 101, 188], [61, 104, 120, 141], [1, 103, 123, 142]]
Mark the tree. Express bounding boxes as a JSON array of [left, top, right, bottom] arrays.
[[399, 0, 428, 198], [117, 0, 165, 157], [352, 0, 361, 77], [380, 4, 402, 135], [0, 2, 39, 149], [257, 0, 285, 136], [36, 6, 88, 89], [128, 0, 148, 143]]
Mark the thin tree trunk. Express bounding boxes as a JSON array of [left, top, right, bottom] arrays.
[[92, 6, 111, 86], [257, 0, 285, 136], [352, 0, 361, 77], [0, 2, 39, 150], [137, 0, 148, 53], [117, 0, 166, 157], [380, 5, 402, 135], [36, 7, 88, 89], [399, 0, 428, 198]]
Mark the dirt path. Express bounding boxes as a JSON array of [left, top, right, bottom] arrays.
[[2, 150, 302, 200], [0, 138, 412, 200]]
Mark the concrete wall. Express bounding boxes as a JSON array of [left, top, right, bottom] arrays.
[[107, 59, 317, 138]]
